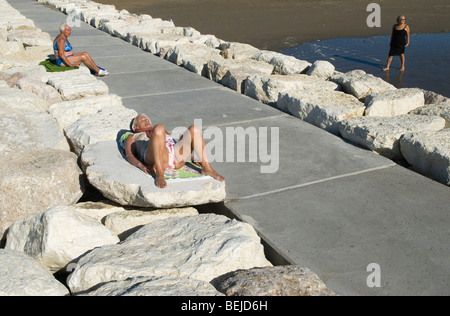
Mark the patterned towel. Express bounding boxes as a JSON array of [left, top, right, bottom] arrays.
[[150, 162, 204, 181]]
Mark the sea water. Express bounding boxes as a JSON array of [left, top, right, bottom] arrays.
[[282, 33, 450, 98]]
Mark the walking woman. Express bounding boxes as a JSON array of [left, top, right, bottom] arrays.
[[383, 15, 410, 72]]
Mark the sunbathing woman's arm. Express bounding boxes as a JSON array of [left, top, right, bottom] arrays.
[[124, 135, 151, 174]]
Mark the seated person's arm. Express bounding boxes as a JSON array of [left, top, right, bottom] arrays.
[[57, 39, 74, 67]]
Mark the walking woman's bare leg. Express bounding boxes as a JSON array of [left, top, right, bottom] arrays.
[[383, 56, 393, 71], [400, 54, 406, 71]]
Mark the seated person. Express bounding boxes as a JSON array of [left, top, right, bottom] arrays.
[[53, 23, 109, 76], [122, 114, 225, 189]]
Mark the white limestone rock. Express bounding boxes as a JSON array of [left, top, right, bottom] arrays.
[[5, 206, 119, 272], [139, 33, 190, 55], [219, 42, 260, 60], [306, 60, 335, 79], [207, 58, 274, 83], [78, 276, 224, 296], [0, 111, 70, 156], [338, 115, 446, 159], [16, 76, 62, 105], [0, 86, 47, 113], [80, 140, 226, 208], [47, 67, 109, 101], [7, 26, 52, 47], [0, 40, 24, 56], [165, 43, 222, 76], [67, 214, 271, 293], [64, 106, 137, 155], [0, 149, 84, 238], [400, 129, 450, 185], [73, 200, 130, 222], [104, 207, 199, 240], [244, 74, 340, 106], [278, 90, 365, 134], [330, 69, 396, 100], [252, 50, 311, 75], [410, 102, 450, 128], [49, 94, 123, 131], [364, 88, 425, 117], [0, 249, 69, 296]]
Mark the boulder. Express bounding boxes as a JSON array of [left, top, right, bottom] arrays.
[[0, 86, 47, 113], [47, 67, 109, 101], [49, 94, 124, 131], [67, 214, 271, 293], [0, 149, 84, 238], [0, 111, 69, 156], [410, 102, 450, 128], [7, 26, 52, 47], [0, 249, 69, 296], [244, 74, 340, 106], [103, 207, 199, 240], [165, 43, 222, 76], [339, 115, 446, 159], [207, 58, 273, 83], [330, 69, 396, 100], [80, 140, 226, 208], [16, 76, 63, 105], [219, 42, 260, 60], [400, 129, 450, 185], [5, 206, 120, 272], [212, 265, 336, 296], [64, 106, 137, 156], [0, 41, 24, 56], [364, 88, 425, 117], [306, 60, 335, 79], [278, 90, 365, 134], [252, 50, 311, 75], [78, 276, 224, 296]]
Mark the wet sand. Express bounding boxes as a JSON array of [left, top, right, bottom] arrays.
[[96, 0, 450, 51], [283, 33, 450, 97]]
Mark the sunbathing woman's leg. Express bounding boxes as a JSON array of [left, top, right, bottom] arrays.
[[175, 126, 225, 182], [146, 125, 170, 189]]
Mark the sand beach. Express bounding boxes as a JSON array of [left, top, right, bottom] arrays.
[[96, 0, 450, 97], [96, 0, 450, 51]]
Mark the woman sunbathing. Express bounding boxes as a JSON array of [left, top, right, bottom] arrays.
[[53, 23, 109, 76], [122, 114, 225, 189]]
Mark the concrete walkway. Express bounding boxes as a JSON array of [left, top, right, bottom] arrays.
[[8, 0, 450, 296]]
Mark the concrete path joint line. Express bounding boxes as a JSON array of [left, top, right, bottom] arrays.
[[121, 86, 222, 98], [203, 114, 291, 128], [235, 163, 398, 201]]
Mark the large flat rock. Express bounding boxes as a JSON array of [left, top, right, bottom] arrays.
[[400, 129, 450, 186], [81, 140, 226, 208], [67, 214, 271, 293]]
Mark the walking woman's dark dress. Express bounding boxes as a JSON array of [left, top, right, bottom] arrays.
[[389, 26, 408, 56], [383, 15, 410, 71]]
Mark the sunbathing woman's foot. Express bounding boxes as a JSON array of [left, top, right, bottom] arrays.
[[202, 166, 225, 182]]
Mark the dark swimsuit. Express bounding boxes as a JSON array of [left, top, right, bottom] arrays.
[[389, 25, 408, 56]]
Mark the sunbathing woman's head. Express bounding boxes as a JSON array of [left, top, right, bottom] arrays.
[[131, 114, 152, 133]]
